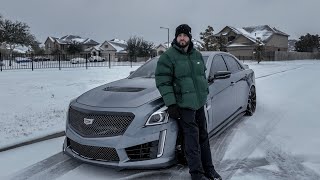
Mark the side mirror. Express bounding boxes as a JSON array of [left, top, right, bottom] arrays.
[[129, 71, 135, 75], [214, 71, 231, 80], [208, 76, 215, 83]]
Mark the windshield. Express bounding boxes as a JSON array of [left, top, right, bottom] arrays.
[[129, 55, 209, 79]]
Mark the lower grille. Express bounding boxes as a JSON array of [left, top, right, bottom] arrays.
[[68, 138, 119, 162], [125, 141, 159, 161]]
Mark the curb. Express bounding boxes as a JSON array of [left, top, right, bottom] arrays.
[[0, 131, 65, 152]]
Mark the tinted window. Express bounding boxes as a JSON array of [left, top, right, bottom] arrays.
[[129, 57, 158, 78], [202, 56, 209, 64], [223, 55, 241, 73], [210, 55, 228, 76]]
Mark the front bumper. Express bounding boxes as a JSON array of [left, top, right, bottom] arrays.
[[63, 120, 178, 169]]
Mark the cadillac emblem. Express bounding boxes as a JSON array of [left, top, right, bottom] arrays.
[[84, 118, 94, 125]]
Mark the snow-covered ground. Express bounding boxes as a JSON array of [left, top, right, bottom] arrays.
[[1, 60, 320, 180], [0, 65, 139, 149]]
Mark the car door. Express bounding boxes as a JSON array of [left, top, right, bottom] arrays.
[[208, 55, 234, 130], [222, 55, 248, 114]]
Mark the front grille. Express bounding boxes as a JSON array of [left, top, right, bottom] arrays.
[[68, 138, 119, 162], [125, 141, 159, 161], [69, 107, 134, 137]]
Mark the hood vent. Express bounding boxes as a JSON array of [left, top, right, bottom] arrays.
[[103, 86, 145, 92]]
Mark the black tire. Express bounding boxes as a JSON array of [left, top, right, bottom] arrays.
[[245, 86, 256, 116]]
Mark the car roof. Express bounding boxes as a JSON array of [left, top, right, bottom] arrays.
[[200, 51, 231, 56]]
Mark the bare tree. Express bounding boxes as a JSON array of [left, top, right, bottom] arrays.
[[127, 36, 154, 61]]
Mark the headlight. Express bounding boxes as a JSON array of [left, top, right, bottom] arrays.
[[66, 98, 76, 123], [145, 106, 168, 126]]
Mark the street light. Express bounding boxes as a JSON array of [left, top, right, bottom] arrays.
[[160, 27, 169, 49]]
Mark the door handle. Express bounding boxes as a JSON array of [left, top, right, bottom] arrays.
[[231, 82, 235, 86]]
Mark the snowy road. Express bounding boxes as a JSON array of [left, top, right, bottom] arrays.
[[2, 60, 320, 180]]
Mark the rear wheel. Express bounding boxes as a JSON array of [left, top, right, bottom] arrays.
[[245, 86, 256, 116]]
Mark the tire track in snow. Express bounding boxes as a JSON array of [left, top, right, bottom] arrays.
[[210, 116, 247, 172], [217, 103, 285, 180], [8, 152, 81, 180], [255, 66, 302, 79]]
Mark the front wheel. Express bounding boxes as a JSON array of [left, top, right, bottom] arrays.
[[245, 86, 256, 116]]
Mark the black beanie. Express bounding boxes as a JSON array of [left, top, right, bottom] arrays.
[[175, 24, 192, 40]]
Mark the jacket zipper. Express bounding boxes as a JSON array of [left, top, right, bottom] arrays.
[[187, 54, 200, 107]]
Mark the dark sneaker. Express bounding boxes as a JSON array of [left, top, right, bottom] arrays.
[[205, 169, 222, 180], [191, 173, 210, 180]]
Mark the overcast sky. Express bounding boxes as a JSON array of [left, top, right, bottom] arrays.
[[0, 0, 318, 45]]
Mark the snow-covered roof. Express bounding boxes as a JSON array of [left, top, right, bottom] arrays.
[[108, 40, 127, 53], [2, 44, 30, 53], [162, 42, 172, 49], [192, 39, 204, 49], [110, 38, 127, 45], [157, 39, 203, 49], [218, 25, 289, 46], [227, 43, 252, 47], [82, 38, 99, 45], [48, 36, 58, 42], [84, 44, 103, 52], [50, 35, 99, 45], [14, 46, 29, 53]]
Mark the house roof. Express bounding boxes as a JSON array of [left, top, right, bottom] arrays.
[[109, 42, 127, 53], [156, 43, 167, 49], [101, 39, 127, 53], [216, 25, 289, 47], [48, 36, 58, 42], [1, 44, 30, 53], [157, 39, 203, 49], [110, 38, 127, 45], [47, 35, 99, 45], [84, 44, 103, 52]]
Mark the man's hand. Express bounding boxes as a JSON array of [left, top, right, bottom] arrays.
[[167, 104, 181, 120]]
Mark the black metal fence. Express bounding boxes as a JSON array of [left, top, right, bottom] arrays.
[[0, 53, 146, 71]]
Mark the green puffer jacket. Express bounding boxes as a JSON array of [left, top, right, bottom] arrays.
[[155, 43, 209, 110]]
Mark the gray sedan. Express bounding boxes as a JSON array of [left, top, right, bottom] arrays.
[[63, 51, 256, 169]]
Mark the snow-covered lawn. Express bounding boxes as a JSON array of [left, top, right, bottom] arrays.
[[0, 66, 139, 149]]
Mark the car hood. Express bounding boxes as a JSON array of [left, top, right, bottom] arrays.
[[76, 78, 161, 108]]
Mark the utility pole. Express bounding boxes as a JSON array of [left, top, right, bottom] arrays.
[[160, 27, 170, 49]]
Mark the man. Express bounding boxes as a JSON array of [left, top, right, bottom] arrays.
[[155, 24, 222, 180]]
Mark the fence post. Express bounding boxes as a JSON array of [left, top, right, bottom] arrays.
[[108, 54, 111, 68], [86, 54, 88, 69], [58, 54, 61, 70], [0, 52, 2, 72], [31, 53, 34, 71]]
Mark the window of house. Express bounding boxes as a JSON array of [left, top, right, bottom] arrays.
[[105, 45, 108, 48], [210, 55, 228, 77], [228, 36, 235, 42]]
